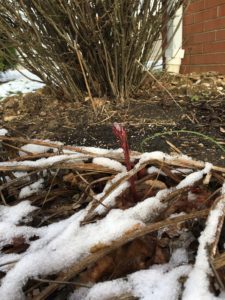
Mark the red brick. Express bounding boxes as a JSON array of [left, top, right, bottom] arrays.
[[205, 0, 225, 9], [191, 31, 215, 44], [188, 0, 205, 13], [216, 29, 225, 40], [183, 14, 195, 25], [180, 65, 192, 73], [182, 56, 191, 65], [204, 17, 225, 31], [178, 0, 225, 75], [184, 22, 204, 34], [218, 4, 225, 17], [181, 64, 225, 74], [181, 65, 206, 73], [190, 53, 225, 64], [204, 41, 225, 53], [206, 65, 225, 73], [194, 8, 217, 23], [184, 44, 203, 54]]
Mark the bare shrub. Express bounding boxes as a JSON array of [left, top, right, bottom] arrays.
[[0, 0, 185, 102], [0, 36, 18, 72]]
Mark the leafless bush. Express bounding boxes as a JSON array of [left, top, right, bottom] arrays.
[[0, 34, 18, 72], [0, 0, 185, 102]]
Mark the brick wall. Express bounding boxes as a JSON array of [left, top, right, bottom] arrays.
[[181, 0, 225, 74]]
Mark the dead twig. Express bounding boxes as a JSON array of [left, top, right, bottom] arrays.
[[136, 60, 182, 109], [33, 277, 92, 288], [42, 169, 60, 206], [0, 190, 7, 205]]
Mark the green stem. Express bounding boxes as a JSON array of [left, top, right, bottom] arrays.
[[141, 130, 225, 154]]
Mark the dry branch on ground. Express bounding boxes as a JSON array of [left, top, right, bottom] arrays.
[[0, 131, 225, 299]]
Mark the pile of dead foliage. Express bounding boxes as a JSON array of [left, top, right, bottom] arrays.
[[137, 71, 225, 101], [0, 129, 225, 300]]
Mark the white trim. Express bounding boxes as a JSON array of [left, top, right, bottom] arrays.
[[165, 5, 184, 73]]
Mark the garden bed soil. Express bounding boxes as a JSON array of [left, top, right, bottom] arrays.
[[0, 71, 224, 166]]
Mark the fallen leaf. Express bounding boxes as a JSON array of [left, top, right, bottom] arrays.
[[4, 115, 18, 122], [145, 179, 167, 190], [152, 244, 170, 264], [2, 236, 29, 254]]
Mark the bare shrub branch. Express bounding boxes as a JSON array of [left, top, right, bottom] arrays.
[[0, 0, 185, 102]]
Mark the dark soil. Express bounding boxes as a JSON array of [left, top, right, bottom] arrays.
[[0, 72, 224, 166]]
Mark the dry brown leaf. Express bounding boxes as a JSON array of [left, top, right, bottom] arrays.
[[81, 236, 156, 283], [220, 127, 225, 133], [145, 179, 167, 190], [63, 173, 78, 186], [2, 236, 29, 254], [152, 244, 170, 265]]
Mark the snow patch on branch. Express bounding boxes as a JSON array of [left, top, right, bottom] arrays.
[[183, 192, 225, 300]]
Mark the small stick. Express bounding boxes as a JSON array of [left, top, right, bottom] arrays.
[[74, 42, 97, 115], [8, 152, 57, 162], [209, 194, 225, 257], [0, 259, 18, 268], [166, 140, 182, 154], [42, 169, 60, 206], [33, 277, 92, 288], [0, 190, 7, 205], [135, 59, 182, 109], [2, 141, 33, 155]]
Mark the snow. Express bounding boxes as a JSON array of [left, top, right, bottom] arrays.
[[0, 128, 8, 136], [126, 161, 211, 223], [183, 191, 225, 300], [177, 163, 212, 189], [172, 168, 193, 174], [19, 144, 55, 156], [19, 178, 44, 199], [91, 151, 194, 217], [0, 201, 37, 225], [187, 191, 197, 201], [0, 153, 85, 168], [69, 279, 132, 300], [81, 146, 123, 155], [147, 166, 166, 176], [130, 264, 191, 300], [138, 151, 198, 166], [0, 143, 223, 299], [94, 172, 130, 214], [0, 207, 144, 299], [19, 140, 65, 156], [0, 169, 186, 299], [93, 157, 126, 172], [70, 249, 191, 300], [222, 183, 225, 195], [138, 151, 169, 164], [147, 165, 192, 176], [0, 69, 45, 99]]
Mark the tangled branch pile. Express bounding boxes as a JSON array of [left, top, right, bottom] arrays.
[[0, 130, 225, 299], [0, 0, 184, 102]]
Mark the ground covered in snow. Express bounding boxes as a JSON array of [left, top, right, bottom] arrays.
[[0, 69, 44, 100], [0, 130, 225, 299]]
